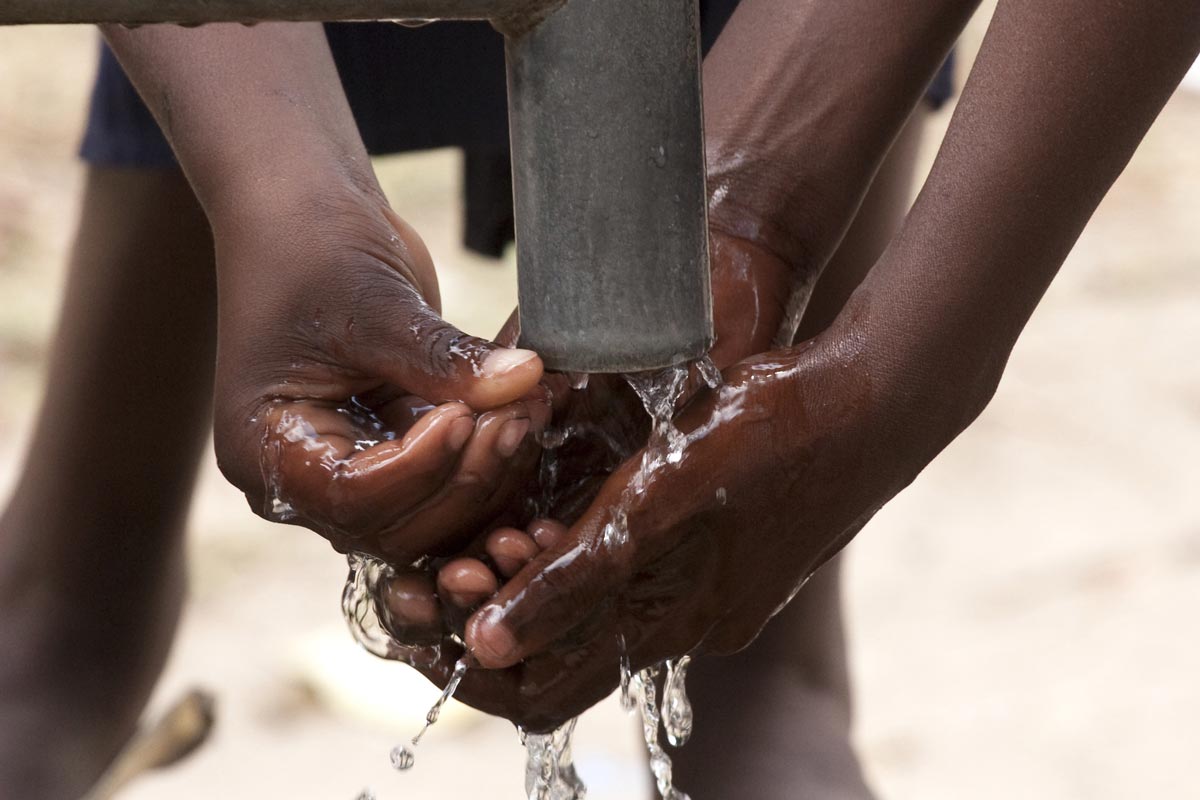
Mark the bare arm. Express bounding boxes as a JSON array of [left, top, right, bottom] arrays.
[[102, 23, 547, 565], [461, 0, 1200, 712]]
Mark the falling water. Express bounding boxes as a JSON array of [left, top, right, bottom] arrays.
[[336, 354, 723, 798], [618, 634, 636, 712], [520, 718, 587, 800], [629, 668, 690, 800], [661, 657, 694, 747], [389, 658, 471, 772]]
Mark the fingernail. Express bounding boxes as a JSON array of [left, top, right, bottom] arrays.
[[468, 608, 519, 667], [495, 418, 531, 458], [482, 348, 539, 378], [446, 416, 474, 454]]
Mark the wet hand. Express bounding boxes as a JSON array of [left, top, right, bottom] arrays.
[[452, 313, 958, 730], [211, 184, 547, 563], [377, 231, 798, 643]]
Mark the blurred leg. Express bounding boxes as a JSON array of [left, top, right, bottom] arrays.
[[672, 112, 927, 800], [0, 167, 215, 798]]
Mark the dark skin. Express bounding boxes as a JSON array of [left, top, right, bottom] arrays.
[[105, 23, 555, 566], [102, 0, 1200, 736], [0, 168, 215, 797], [437, 0, 1200, 731]]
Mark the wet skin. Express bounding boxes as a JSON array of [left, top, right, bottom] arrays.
[[103, 24, 558, 565], [101, 1, 1200, 734], [375, 230, 797, 649], [409, 0, 1200, 730]]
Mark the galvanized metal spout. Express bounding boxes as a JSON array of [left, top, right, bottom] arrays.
[[1, 0, 715, 374], [506, 0, 713, 373]]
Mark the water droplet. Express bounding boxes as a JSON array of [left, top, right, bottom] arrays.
[[662, 656, 694, 747], [650, 145, 668, 168], [695, 355, 722, 389], [715, 487, 727, 505], [521, 718, 587, 799], [630, 668, 690, 800], [390, 745, 415, 771], [619, 635, 636, 712]]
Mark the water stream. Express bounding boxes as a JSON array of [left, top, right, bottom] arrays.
[[340, 355, 722, 799]]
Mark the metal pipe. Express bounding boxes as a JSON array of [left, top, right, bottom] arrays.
[[506, 0, 712, 373], [2, 0, 715, 373], [0, 0, 558, 28]]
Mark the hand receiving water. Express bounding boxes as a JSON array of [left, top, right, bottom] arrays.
[[374, 232, 797, 649], [440, 310, 949, 732], [211, 187, 548, 564]]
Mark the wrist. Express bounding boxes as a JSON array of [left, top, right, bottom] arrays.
[[829, 285, 1007, 465]]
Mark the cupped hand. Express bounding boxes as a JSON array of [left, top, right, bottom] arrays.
[[211, 183, 547, 563], [376, 230, 797, 645], [445, 302, 960, 730]]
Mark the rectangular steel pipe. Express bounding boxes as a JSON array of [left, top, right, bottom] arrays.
[[507, 0, 712, 372], [0, 0, 555, 26], [2, 0, 714, 373]]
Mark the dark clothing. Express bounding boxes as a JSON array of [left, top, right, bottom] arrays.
[[81, 9, 953, 256]]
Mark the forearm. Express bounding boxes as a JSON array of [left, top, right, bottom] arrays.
[[101, 23, 379, 225], [703, 0, 979, 270], [861, 0, 1200, 417]]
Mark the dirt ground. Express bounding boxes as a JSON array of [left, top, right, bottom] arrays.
[[2, 11, 1199, 800]]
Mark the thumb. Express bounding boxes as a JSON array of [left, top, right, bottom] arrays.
[[464, 506, 634, 669], [358, 288, 543, 412]]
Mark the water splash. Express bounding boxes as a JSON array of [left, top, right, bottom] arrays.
[[695, 355, 723, 390], [388, 746, 415, 771], [618, 634, 636, 712], [342, 553, 442, 669], [662, 657, 694, 747], [625, 364, 689, 465], [388, 658, 471, 772], [521, 718, 587, 800], [342, 553, 400, 660], [411, 659, 469, 747], [629, 667, 690, 800], [601, 508, 629, 551]]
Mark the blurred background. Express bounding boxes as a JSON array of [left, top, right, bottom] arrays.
[[2, 5, 1199, 799]]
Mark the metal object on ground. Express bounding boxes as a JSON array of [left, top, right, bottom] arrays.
[[508, 0, 712, 372], [82, 688, 216, 800], [1, 0, 714, 374]]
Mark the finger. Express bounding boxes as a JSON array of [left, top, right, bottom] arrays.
[[266, 401, 473, 540], [380, 571, 443, 645], [465, 496, 635, 669], [484, 527, 540, 578], [437, 558, 499, 610], [373, 397, 547, 558], [355, 283, 543, 412], [527, 518, 568, 551]]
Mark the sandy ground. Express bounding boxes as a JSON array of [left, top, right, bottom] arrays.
[[2, 10, 1199, 800]]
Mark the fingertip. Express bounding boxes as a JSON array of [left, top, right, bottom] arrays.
[[485, 528, 539, 577], [482, 347, 541, 379], [495, 418, 531, 459], [446, 414, 475, 454], [437, 558, 499, 609], [528, 518, 568, 550], [381, 572, 441, 636], [466, 606, 521, 669], [469, 348, 544, 409]]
